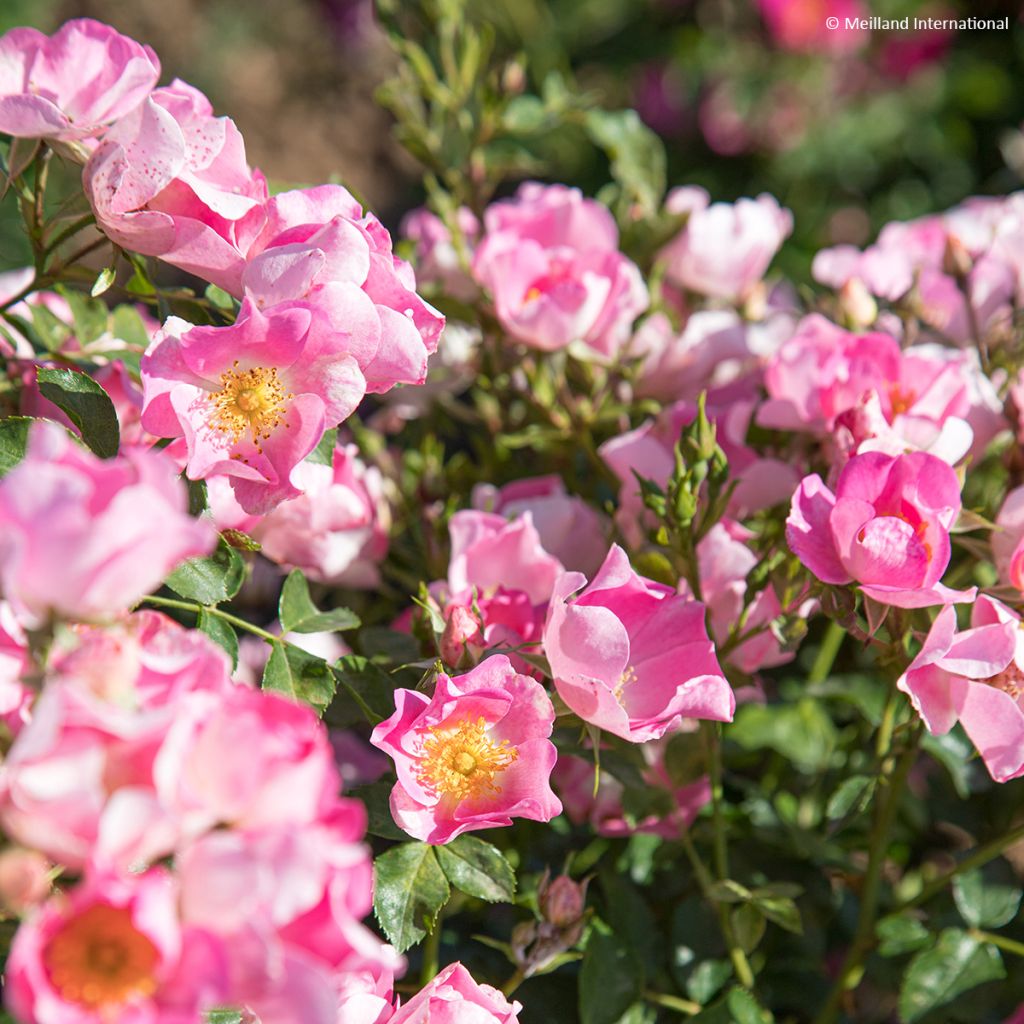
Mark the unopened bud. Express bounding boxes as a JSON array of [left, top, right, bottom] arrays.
[[838, 277, 877, 329], [502, 60, 526, 95], [942, 234, 972, 279], [539, 874, 587, 928], [440, 604, 484, 667], [0, 848, 51, 915]]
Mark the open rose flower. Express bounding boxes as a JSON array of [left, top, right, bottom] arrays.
[[993, 485, 1024, 593], [140, 300, 365, 514], [786, 450, 974, 608], [898, 596, 1024, 783], [0, 421, 214, 627], [370, 655, 561, 844], [390, 962, 521, 1023], [84, 79, 267, 292], [543, 545, 734, 742], [0, 19, 160, 144], [241, 184, 445, 393], [472, 182, 648, 356], [5, 868, 229, 1024]]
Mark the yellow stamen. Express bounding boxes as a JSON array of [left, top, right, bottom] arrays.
[[208, 361, 292, 451], [985, 662, 1024, 701], [614, 665, 639, 704], [417, 716, 518, 800], [43, 904, 160, 1009]]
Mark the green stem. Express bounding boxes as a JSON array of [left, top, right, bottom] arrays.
[[968, 929, 1024, 959], [643, 990, 702, 1015], [420, 919, 442, 986], [812, 726, 921, 1024], [810, 621, 845, 684], [702, 722, 729, 881], [501, 967, 525, 999], [140, 595, 281, 645], [44, 214, 97, 255], [896, 820, 1024, 913]]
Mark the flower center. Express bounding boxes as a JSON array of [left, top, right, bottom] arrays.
[[417, 716, 518, 800], [209, 362, 292, 451], [985, 661, 1024, 701], [43, 904, 160, 1009], [614, 665, 639, 704], [887, 385, 917, 417]]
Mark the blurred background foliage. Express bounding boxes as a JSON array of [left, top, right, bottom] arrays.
[[2, 0, 1023, 283]]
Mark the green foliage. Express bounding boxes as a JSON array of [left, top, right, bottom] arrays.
[[436, 835, 517, 902], [36, 367, 119, 458], [261, 642, 337, 714], [165, 538, 245, 605], [373, 841, 451, 953], [278, 571, 361, 634]]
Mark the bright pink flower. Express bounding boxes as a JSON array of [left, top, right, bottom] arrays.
[[660, 191, 792, 301], [153, 686, 341, 840], [242, 185, 445, 393], [757, 0, 868, 53], [336, 963, 395, 1024], [401, 205, 480, 301], [370, 655, 561, 844], [993, 486, 1024, 592], [250, 443, 389, 586], [140, 300, 366, 514], [471, 475, 608, 577], [389, 962, 521, 1023], [0, 601, 31, 737], [0, 611, 235, 869], [5, 868, 229, 1024], [0, 422, 213, 626], [0, 19, 159, 143], [543, 545, 734, 742], [473, 182, 648, 355], [84, 79, 267, 293], [786, 450, 974, 608], [898, 596, 1024, 782]]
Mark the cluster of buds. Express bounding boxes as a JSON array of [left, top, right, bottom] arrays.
[[510, 871, 590, 979]]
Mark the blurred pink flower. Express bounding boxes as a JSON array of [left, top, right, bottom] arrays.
[[390, 962, 521, 1023], [401, 205, 480, 301], [757, 0, 868, 54]]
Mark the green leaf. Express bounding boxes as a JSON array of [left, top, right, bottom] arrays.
[[204, 1012, 243, 1024], [0, 416, 37, 476], [261, 642, 337, 714], [59, 288, 109, 345], [583, 108, 666, 217], [306, 427, 338, 466], [196, 610, 239, 670], [373, 842, 450, 953], [685, 959, 732, 1005], [877, 914, 932, 957], [110, 305, 153, 350], [350, 780, 406, 841], [953, 868, 1022, 929], [331, 655, 402, 725], [165, 538, 245, 605], [750, 895, 802, 935], [826, 775, 875, 821], [730, 699, 838, 772], [91, 264, 116, 298], [36, 367, 120, 458], [921, 728, 975, 798], [899, 928, 1004, 1023], [278, 570, 360, 633], [436, 835, 516, 903], [580, 927, 644, 1024], [731, 903, 766, 954], [726, 987, 774, 1024]]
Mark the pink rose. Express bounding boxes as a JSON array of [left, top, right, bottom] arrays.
[[0, 601, 32, 737], [471, 475, 608, 576], [543, 545, 734, 742], [757, 0, 868, 53], [0, 848, 51, 915], [251, 443, 390, 586], [401, 205, 480, 301], [993, 486, 1024, 592], [0, 422, 214, 627], [336, 962, 396, 1024], [473, 182, 648, 356], [370, 655, 561, 844], [898, 597, 1024, 783], [5, 868, 229, 1024], [660, 192, 792, 301], [140, 300, 366, 514], [786, 450, 975, 608], [242, 184, 445, 393], [0, 19, 160, 143], [390, 962, 521, 1023], [84, 79, 268, 293]]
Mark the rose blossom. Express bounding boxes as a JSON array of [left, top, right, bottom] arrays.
[[898, 596, 1024, 783], [401, 205, 480, 300], [5, 868, 229, 1024], [389, 962, 521, 1023], [472, 182, 648, 356], [543, 544, 734, 742], [249, 443, 390, 586], [0, 848, 51, 915], [370, 655, 561, 844], [786, 450, 974, 608], [0, 19, 160, 143], [0, 421, 214, 626], [659, 190, 792, 302], [84, 79, 267, 293], [241, 184, 445, 393], [140, 300, 366, 514]]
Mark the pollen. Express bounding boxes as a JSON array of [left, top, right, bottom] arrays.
[[985, 662, 1024, 702], [208, 362, 292, 451], [614, 665, 639, 703], [888, 385, 917, 418], [43, 903, 160, 1010], [417, 716, 518, 800]]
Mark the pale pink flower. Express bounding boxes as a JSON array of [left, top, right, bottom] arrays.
[[660, 192, 792, 301], [993, 486, 1024, 593], [0, 601, 31, 737], [242, 184, 445, 393], [5, 868, 229, 1024], [0, 19, 160, 143], [389, 962, 521, 1023], [473, 182, 648, 356], [898, 596, 1024, 783], [0, 849, 51, 915], [0, 422, 214, 627], [336, 962, 395, 1024], [471, 475, 608, 577], [370, 655, 561, 844], [251, 443, 389, 586], [140, 300, 366, 514], [786, 450, 974, 608], [543, 545, 734, 742], [401, 205, 480, 301], [84, 79, 267, 293]]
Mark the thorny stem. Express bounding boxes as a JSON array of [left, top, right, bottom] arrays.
[[139, 595, 281, 646]]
